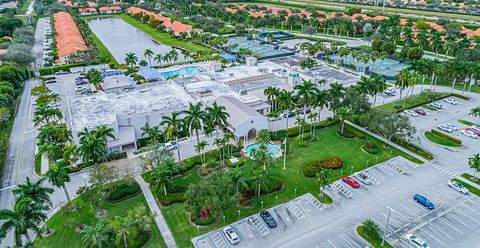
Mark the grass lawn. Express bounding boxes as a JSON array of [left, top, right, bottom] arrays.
[[158, 124, 421, 247], [377, 91, 449, 112], [356, 225, 393, 248], [0, 118, 14, 177], [458, 119, 480, 127], [452, 179, 480, 197], [460, 173, 480, 186], [424, 131, 463, 147], [34, 194, 167, 248]]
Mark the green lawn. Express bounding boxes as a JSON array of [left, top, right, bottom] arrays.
[[458, 119, 480, 127], [356, 225, 393, 248], [18, 0, 33, 14], [158, 124, 421, 248], [460, 173, 480, 186], [424, 131, 463, 147], [34, 194, 167, 248], [452, 179, 480, 197], [377, 91, 449, 112]]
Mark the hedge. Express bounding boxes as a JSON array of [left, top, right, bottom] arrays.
[[346, 126, 366, 139], [225, 157, 246, 168], [337, 129, 355, 138], [392, 137, 434, 160], [106, 181, 141, 202], [158, 192, 186, 206], [431, 129, 462, 144], [261, 176, 284, 194], [361, 144, 380, 154], [451, 93, 470, 100], [38, 63, 86, 75]]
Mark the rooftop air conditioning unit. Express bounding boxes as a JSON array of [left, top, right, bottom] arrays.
[[240, 90, 247, 95]]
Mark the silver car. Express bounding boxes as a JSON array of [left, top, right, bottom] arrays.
[[404, 110, 418, 117], [444, 123, 458, 131], [428, 102, 442, 109], [448, 180, 469, 195], [444, 98, 459, 105], [437, 124, 453, 133], [222, 226, 240, 245]]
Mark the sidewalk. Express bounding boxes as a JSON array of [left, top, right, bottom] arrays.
[[345, 120, 429, 164], [134, 175, 177, 248]]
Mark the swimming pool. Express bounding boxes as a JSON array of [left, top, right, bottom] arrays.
[[244, 143, 281, 158], [160, 66, 204, 78]]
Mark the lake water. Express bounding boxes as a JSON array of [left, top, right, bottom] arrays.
[[87, 17, 184, 65]]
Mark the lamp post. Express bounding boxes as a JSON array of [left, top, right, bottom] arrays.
[[82, 174, 88, 187], [294, 188, 297, 197], [238, 210, 241, 220], [382, 206, 394, 246], [283, 137, 287, 170]]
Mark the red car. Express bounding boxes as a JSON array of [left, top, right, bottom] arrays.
[[413, 108, 426, 115], [342, 176, 360, 188], [466, 128, 480, 136]]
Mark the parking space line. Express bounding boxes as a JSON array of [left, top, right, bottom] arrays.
[[419, 228, 445, 246], [454, 208, 480, 223], [338, 234, 355, 248], [422, 191, 446, 205], [393, 209, 413, 222], [400, 203, 421, 218], [430, 223, 454, 240], [446, 212, 472, 228], [432, 187, 456, 201], [327, 240, 337, 248], [461, 203, 480, 216], [381, 212, 402, 228], [407, 199, 429, 212], [468, 198, 480, 207], [438, 218, 463, 233]]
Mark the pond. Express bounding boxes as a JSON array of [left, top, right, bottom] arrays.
[[87, 17, 184, 65]]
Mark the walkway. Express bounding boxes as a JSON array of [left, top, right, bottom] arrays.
[[345, 120, 428, 163], [134, 175, 177, 248]]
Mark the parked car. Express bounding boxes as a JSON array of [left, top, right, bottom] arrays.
[[283, 112, 296, 118], [444, 98, 459, 105], [298, 108, 311, 114], [342, 176, 360, 188], [260, 210, 277, 228], [161, 141, 177, 151], [354, 172, 372, 185], [444, 123, 458, 131], [54, 71, 68, 75], [465, 128, 480, 136], [437, 124, 453, 133], [268, 115, 282, 121], [404, 234, 430, 248], [447, 180, 469, 195], [413, 108, 426, 115], [384, 88, 396, 96], [427, 102, 443, 109], [75, 76, 85, 81], [76, 80, 88, 86], [404, 110, 418, 117], [413, 194, 434, 209], [222, 226, 240, 245], [45, 79, 57, 84], [461, 130, 478, 139], [471, 126, 480, 133]]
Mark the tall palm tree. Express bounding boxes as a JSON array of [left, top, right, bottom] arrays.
[[112, 216, 130, 248], [46, 160, 71, 202], [336, 106, 350, 134], [13, 177, 53, 207], [161, 112, 184, 161], [194, 141, 209, 164], [395, 68, 411, 102], [38, 142, 60, 164], [151, 159, 178, 196], [183, 102, 207, 151], [370, 75, 387, 107], [0, 198, 48, 246], [263, 86, 280, 111], [205, 102, 230, 139], [448, 60, 466, 93], [294, 79, 317, 138], [469, 153, 480, 179], [154, 54, 163, 67], [313, 89, 329, 129], [141, 123, 163, 143], [124, 52, 138, 67], [81, 218, 112, 248], [169, 49, 179, 64], [144, 49, 154, 66], [78, 128, 107, 165], [470, 107, 480, 122], [181, 50, 190, 63]]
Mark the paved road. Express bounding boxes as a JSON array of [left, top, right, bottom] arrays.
[[32, 17, 48, 71]]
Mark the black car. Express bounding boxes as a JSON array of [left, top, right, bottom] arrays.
[[260, 210, 277, 228], [283, 112, 296, 118]]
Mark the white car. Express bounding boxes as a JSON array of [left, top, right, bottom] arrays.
[[222, 226, 240, 245], [448, 180, 469, 195], [437, 124, 453, 133], [444, 98, 459, 105], [404, 234, 430, 248], [444, 123, 458, 131], [404, 110, 418, 117], [427, 102, 442, 109], [268, 116, 282, 121], [161, 141, 177, 151], [384, 88, 396, 96], [460, 130, 478, 139], [354, 172, 373, 185]]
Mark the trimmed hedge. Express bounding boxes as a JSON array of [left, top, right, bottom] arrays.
[[337, 129, 355, 138], [38, 63, 86, 75], [225, 157, 246, 168], [362, 145, 380, 154], [431, 129, 462, 144], [106, 181, 141, 202], [346, 126, 366, 139], [321, 156, 344, 169], [451, 93, 470, 100], [392, 137, 434, 160], [297, 141, 308, 147], [158, 192, 185, 206]]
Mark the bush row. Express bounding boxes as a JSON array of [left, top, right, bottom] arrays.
[[392, 137, 434, 160], [431, 129, 462, 144], [393, 93, 451, 113], [302, 157, 344, 178], [106, 181, 141, 202], [345, 126, 366, 139], [158, 192, 185, 206], [38, 63, 85, 75], [361, 144, 380, 154], [270, 119, 338, 141]]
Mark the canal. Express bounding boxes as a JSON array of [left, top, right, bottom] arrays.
[[87, 17, 184, 65]]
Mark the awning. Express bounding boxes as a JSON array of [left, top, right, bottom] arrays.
[[220, 53, 236, 61]]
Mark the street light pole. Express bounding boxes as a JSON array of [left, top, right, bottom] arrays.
[[283, 137, 287, 170], [382, 206, 394, 246]]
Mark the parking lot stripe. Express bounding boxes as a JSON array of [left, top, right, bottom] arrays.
[[338, 234, 355, 248], [407, 199, 429, 213], [461, 203, 480, 216], [454, 208, 480, 223], [393, 209, 413, 222], [419, 228, 445, 246], [381, 212, 402, 229], [446, 212, 472, 228], [327, 240, 337, 248], [422, 191, 446, 205], [468, 198, 480, 207], [432, 187, 456, 201], [400, 203, 421, 218], [430, 223, 454, 240], [438, 218, 463, 234]]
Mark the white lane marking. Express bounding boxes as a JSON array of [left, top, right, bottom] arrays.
[[422, 191, 445, 205], [393, 209, 413, 222], [446, 212, 472, 228], [400, 203, 421, 218], [468, 198, 480, 207], [432, 187, 456, 201], [0, 185, 16, 191], [408, 199, 429, 212], [454, 208, 480, 224], [430, 223, 454, 240], [338, 234, 355, 248], [327, 240, 337, 248], [461, 203, 480, 216], [419, 228, 445, 246], [438, 218, 463, 234], [441, 168, 448, 172], [381, 212, 403, 228]]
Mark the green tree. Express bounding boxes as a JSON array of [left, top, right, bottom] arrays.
[[205, 102, 230, 139], [124, 52, 138, 67], [143, 49, 154, 66], [362, 109, 416, 147], [183, 102, 207, 151], [470, 107, 480, 121], [469, 153, 480, 179], [85, 69, 104, 90], [151, 159, 178, 196], [316, 169, 332, 198], [78, 128, 107, 165], [161, 111, 184, 161], [255, 129, 271, 149], [362, 219, 381, 240], [81, 218, 112, 248], [47, 160, 71, 202], [295, 79, 317, 138]]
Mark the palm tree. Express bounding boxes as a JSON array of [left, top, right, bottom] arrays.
[[469, 153, 480, 180], [151, 159, 178, 196], [183, 102, 207, 151], [370, 74, 387, 107], [0, 198, 48, 246], [141, 123, 163, 143], [214, 137, 226, 166], [144, 49, 154, 66], [312, 89, 329, 133], [448, 60, 466, 93], [81, 218, 112, 248], [294, 79, 317, 139], [161, 112, 184, 161], [470, 107, 480, 121], [47, 160, 71, 202], [395, 68, 411, 102], [255, 129, 271, 149], [124, 52, 138, 67], [169, 49, 179, 64], [181, 50, 190, 63], [316, 169, 332, 197], [154, 54, 163, 67], [112, 216, 130, 248], [263, 86, 280, 111], [205, 102, 230, 139], [38, 142, 60, 164], [194, 140, 209, 164], [336, 106, 350, 134], [13, 177, 53, 206], [78, 128, 107, 165]]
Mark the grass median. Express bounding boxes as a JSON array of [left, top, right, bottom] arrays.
[[452, 178, 480, 197], [424, 131, 463, 147], [356, 225, 393, 248]]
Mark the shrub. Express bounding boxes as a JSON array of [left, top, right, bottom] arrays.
[[107, 181, 140, 202], [166, 184, 187, 193], [337, 129, 355, 138], [182, 156, 200, 170], [301, 160, 323, 178], [295, 133, 311, 142], [158, 192, 185, 206], [320, 156, 343, 169], [431, 129, 462, 144], [38, 63, 86, 75], [261, 176, 284, 194], [297, 141, 308, 147], [362, 143, 380, 154], [346, 126, 366, 139], [225, 157, 246, 168], [392, 137, 434, 160], [192, 209, 217, 226]]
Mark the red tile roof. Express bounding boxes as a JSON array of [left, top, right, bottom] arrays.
[[53, 12, 87, 57]]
